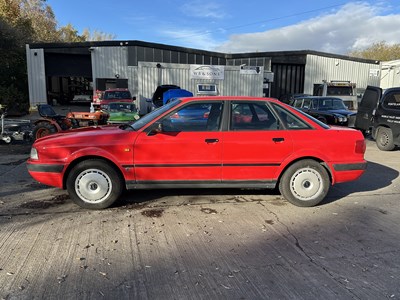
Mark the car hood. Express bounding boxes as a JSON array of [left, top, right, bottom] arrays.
[[34, 125, 136, 145], [109, 112, 138, 119]]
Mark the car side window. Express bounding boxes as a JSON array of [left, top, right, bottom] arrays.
[[230, 102, 278, 131], [293, 99, 302, 108], [272, 104, 312, 130], [303, 98, 311, 109], [383, 93, 400, 110], [161, 102, 222, 132]]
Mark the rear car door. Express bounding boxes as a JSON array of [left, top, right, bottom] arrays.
[[355, 86, 382, 131], [222, 101, 294, 183], [133, 101, 223, 182]]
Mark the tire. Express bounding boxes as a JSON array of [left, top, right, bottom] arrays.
[[376, 127, 395, 151], [33, 122, 57, 140], [66, 159, 124, 209], [279, 159, 330, 207]]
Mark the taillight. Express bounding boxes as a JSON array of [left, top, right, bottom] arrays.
[[355, 139, 366, 154]]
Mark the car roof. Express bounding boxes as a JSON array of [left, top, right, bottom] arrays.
[[296, 96, 343, 100], [178, 96, 281, 104]]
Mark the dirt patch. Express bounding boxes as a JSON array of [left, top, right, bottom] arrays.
[[141, 208, 164, 218], [19, 194, 69, 209]]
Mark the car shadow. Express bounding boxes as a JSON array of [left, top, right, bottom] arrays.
[[322, 160, 399, 204], [116, 160, 398, 209]]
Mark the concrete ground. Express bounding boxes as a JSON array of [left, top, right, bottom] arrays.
[[0, 138, 399, 299]]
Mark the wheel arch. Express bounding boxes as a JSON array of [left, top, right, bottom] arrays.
[[276, 156, 333, 187], [62, 155, 126, 190]]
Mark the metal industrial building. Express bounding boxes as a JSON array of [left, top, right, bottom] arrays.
[[26, 40, 381, 113]]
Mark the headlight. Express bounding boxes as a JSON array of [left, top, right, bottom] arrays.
[[337, 116, 347, 123], [30, 147, 39, 160]]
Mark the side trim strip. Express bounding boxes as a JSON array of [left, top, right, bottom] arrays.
[[123, 163, 280, 168], [126, 180, 277, 190], [333, 162, 367, 171], [27, 164, 64, 173]]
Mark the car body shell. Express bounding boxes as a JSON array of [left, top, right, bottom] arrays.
[[27, 96, 366, 197]]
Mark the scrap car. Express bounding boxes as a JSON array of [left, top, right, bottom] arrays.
[[27, 96, 366, 210]]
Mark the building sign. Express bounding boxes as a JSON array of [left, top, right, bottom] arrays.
[[197, 84, 218, 95], [240, 66, 263, 75], [190, 65, 225, 80], [369, 69, 380, 77]]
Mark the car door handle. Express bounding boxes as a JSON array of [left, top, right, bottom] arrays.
[[205, 138, 219, 143], [272, 137, 285, 142]]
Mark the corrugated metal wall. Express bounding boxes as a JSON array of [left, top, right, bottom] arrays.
[[271, 64, 305, 98], [304, 54, 381, 95], [381, 60, 400, 90], [137, 62, 264, 114], [26, 46, 47, 106]]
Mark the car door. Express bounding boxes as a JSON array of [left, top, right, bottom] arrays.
[[355, 86, 382, 131], [222, 101, 294, 183], [133, 101, 223, 183]]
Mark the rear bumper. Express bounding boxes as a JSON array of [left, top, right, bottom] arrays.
[[331, 161, 367, 183]]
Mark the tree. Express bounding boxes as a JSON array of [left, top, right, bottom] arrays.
[[1, 0, 115, 114], [349, 41, 400, 61], [81, 28, 115, 41]]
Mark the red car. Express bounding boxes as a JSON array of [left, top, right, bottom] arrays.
[[92, 88, 134, 110], [27, 96, 367, 209]]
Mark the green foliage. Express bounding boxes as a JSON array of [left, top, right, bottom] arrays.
[[348, 41, 400, 61]]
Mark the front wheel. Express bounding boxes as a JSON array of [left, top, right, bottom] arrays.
[[376, 127, 395, 151], [66, 159, 124, 209], [279, 159, 330, 207]]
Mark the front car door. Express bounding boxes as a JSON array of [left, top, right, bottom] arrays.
[[355, 86, 382, 131], [133, 101, 223, 185]]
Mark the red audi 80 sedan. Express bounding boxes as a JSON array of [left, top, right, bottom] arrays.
[[27, 96, 367, 209]]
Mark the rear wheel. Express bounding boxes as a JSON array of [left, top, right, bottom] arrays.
[[376, 127, 395, 151], [33, 122, 57, 140], [66, 159, 123, 209], [279, 159, 330, 207]]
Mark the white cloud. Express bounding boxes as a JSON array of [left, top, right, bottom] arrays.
[[180, 0, 227, 19], [215, 2, 400, 54], [161, 28, 221, 50]]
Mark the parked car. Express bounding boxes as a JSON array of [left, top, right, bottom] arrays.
[[355, 86, 400, 151], [27, 96, 366, 210], [106, 102, 140, 124], [93, 88, 135, 110], [279, 93, 310, 105], [291, 96, 356, 126]]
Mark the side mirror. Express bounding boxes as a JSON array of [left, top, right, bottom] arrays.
[[147, 122, 163, 136]]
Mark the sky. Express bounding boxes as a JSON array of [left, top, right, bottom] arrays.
[[46, 0, 400, 55]]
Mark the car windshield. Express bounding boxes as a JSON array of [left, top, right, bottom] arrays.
[[104, 91, 131, 100], [109, 103, 135, 112], [318, 99, 347, 110], [129, 99, 181, 130]]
